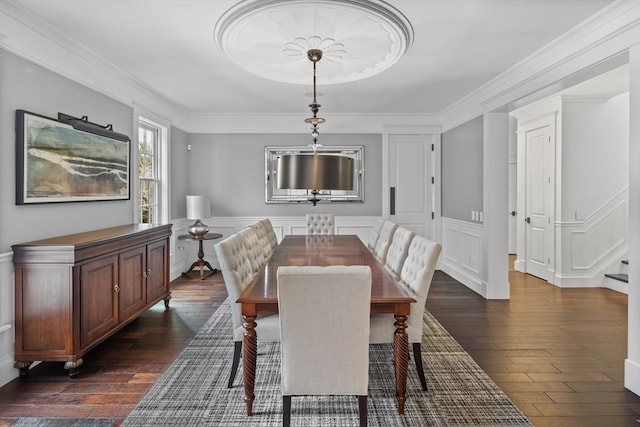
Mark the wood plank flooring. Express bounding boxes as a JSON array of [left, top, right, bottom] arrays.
[[0, 271, 227, 427], [426, 259, 640, 426], [0, 262, 639, 426]]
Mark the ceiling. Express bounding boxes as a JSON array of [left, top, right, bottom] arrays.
[[3, 0, 621, 118]]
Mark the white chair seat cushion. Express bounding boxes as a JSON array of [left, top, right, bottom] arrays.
[[369, 313, 423, 344], [232, 313, 281, 341]]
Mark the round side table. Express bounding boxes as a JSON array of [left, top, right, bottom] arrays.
[[178, 232, 223, 280]]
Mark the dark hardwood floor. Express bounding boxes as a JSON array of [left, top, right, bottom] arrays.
[[0, 259, 639, 426], [0, 271, 227, 427], [427, 258, 640, 426]]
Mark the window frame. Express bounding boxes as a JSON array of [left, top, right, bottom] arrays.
[[135, 114, 169, 224]]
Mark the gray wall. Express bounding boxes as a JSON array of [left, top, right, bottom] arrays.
[[0, 49, 134, 252], [170, 126, 189, 220], [184, 133, 383, 217], [441, 116, 483, 221]]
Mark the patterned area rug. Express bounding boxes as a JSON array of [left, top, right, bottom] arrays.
[[11, 418, 115, 426], [122, 300, 532, 426]]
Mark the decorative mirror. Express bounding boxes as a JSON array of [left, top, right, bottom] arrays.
[[265, 145, 364, 204]]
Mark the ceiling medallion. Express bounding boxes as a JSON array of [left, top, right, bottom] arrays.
[[214, 0, 413, 85]]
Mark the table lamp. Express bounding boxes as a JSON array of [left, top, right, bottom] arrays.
[[186, 195, 209, 237]]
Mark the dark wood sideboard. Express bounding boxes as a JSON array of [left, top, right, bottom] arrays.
[[12, 223, 173, 378]]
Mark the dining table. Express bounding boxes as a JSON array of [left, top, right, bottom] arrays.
[[237, 234, 416, 416]]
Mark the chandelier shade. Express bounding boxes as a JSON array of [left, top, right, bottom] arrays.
[[277, 154, 354, 191]]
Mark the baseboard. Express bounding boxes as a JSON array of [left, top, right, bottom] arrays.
[[625, 358, 640, 396]]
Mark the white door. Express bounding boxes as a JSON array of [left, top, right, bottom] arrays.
[[524, 125, 554, 281], [508, 162, 517, 254], [388, 135, 433, 238]]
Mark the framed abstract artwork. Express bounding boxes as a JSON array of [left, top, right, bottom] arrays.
[[15, 110, 130, 204]]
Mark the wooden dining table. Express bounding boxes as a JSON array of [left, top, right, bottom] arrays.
[[237, 234, 416, 416]]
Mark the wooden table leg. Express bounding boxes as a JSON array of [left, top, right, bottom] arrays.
[[394, 314, 409, 414], [242, 314, 258, 416], [182, 240, 218, 280]]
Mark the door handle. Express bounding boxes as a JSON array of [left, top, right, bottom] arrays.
[[510, 211, 517, 216], [390, 187, 396, 215], [525, 217, 531, 224]]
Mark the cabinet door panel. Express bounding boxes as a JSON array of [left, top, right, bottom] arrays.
[[147, 239, 168, 303], [81, 255, 118, 349], [118, 246, 147, 322]]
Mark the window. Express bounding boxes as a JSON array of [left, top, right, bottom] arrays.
[[137, 117, 168, 224]]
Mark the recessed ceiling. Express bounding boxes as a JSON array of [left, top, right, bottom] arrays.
[[3, 0, 619, 116]]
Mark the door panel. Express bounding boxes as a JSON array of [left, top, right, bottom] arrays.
[[389, 135, 433, 238], [525, 125, 554, 280], [146, 239, 168, 303], [118, 246, 147, 322], [80, 255, 118, 349]]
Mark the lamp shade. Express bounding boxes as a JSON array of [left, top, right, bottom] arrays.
[[277, 154, 354, 191], [186, 195, 208, 220]]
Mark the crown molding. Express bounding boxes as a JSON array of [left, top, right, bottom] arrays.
[[2, 1, 638, 135], [0, 2, 188, 127], [440, 0, 640, 132], [182, 112, 441, 133]]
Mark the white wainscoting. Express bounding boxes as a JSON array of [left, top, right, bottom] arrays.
[[0, 252, 16, 388], [554, 189, 629, 292], [440, 217, 486, 297]]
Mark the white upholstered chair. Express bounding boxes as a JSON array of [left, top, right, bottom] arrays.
[[238, 226, 268, 275], [373, 220, 398, 263], [384, 226, 415, 280], [248, 220, 273, 260], [258, 218, 278, 250], [214, 234, 280, 388], [367, 217, 386, 250], [370, 235, 442, 391], [277, 265, 372, 427], [305, 213, 335, 235]]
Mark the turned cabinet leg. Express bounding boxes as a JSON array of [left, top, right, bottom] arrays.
[[164, 293, 172, 308], [14, 361, 32, 378], [64, 358, 83, 378]]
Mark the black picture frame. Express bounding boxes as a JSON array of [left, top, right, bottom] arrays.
[[15, 109, 130, 204]]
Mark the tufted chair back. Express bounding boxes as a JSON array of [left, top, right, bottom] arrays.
[[373, 220, 398, 263], [369, 234, 441, 391], [259, 218, 278, 249], [399, 235, 442, 341], [249, 221, 272, 259], [367, 217, 386, 249], [214, 232, 281, 388], [214, 234, 256, 335], [239, 226, 266, 274], [384, 226, 415, 279], [306, 213, 335, 235]]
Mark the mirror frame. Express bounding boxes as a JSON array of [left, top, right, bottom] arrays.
[[265, 145, 364, 204]]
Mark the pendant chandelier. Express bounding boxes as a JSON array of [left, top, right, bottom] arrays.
[[277, 49, 354, 206], [215, 0, 413, 205]]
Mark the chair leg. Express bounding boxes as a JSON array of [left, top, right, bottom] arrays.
[[283, 395, 292, 427], [358, 395, 368, 427], [413, 342, 428, 391], [228, 341, 242, 388]]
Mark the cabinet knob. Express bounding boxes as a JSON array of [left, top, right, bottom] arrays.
[[142, 271, 147, 279], [114, 284, 120, 293], [148, 268, 152, 276]]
